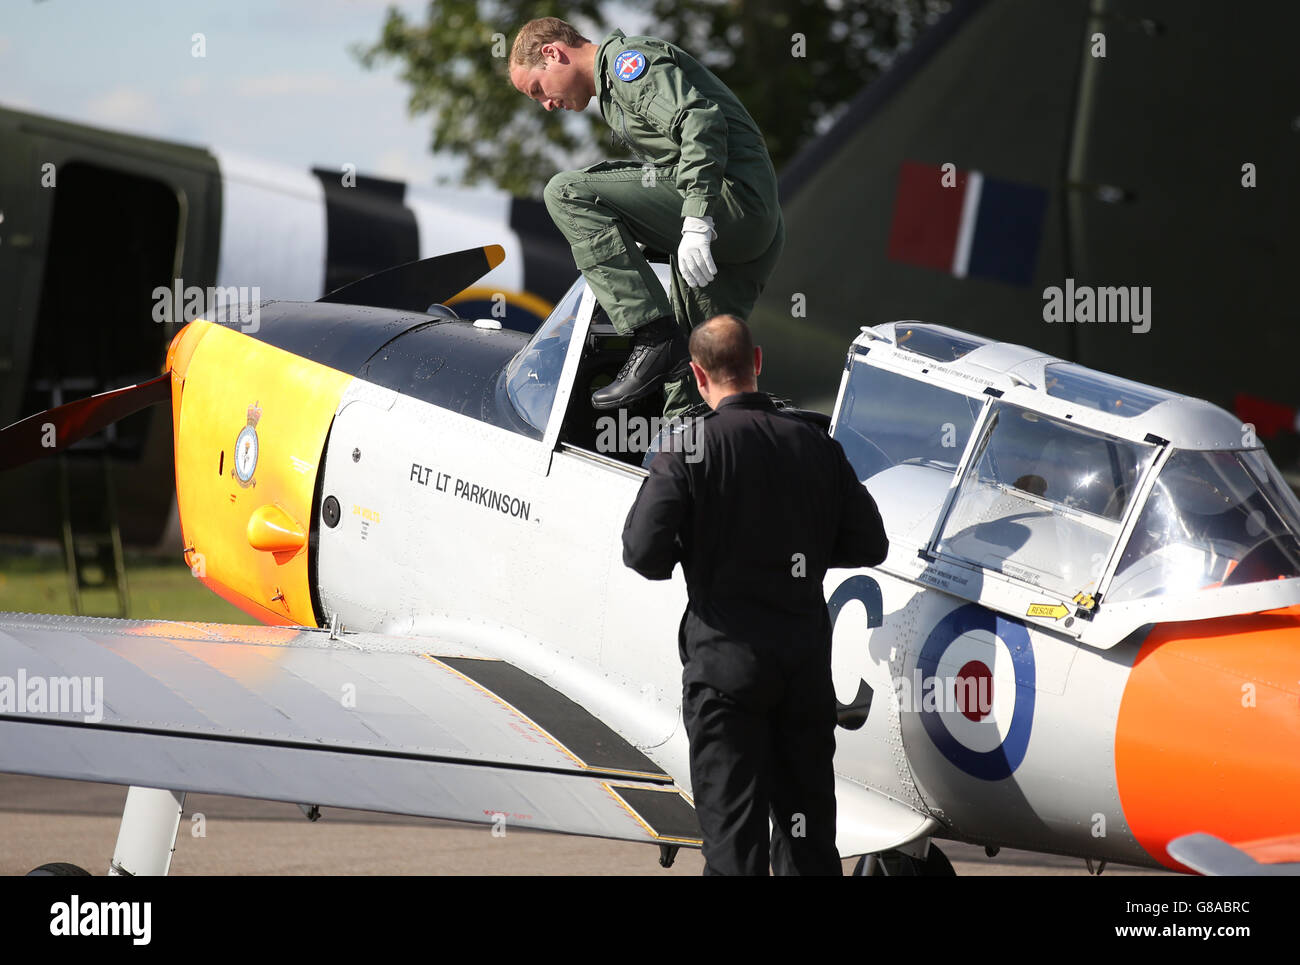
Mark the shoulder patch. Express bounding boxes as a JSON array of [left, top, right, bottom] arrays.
[[614, 49, 648, 82]]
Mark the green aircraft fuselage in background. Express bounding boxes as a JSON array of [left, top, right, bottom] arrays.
[[752, 0, 1299, 475]]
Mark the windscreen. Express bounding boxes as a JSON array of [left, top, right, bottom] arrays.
[[832, 360, 983, 481], [505, 278, 585, 432]]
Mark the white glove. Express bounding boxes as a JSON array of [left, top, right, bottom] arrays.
[[678, 215, 717, 288]]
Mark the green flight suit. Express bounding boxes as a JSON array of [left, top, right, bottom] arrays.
[[542, 28, 785, 418]]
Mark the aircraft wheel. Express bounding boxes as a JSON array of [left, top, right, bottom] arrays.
[[26, 862, 92, 876], [853, 844, 955, 876]]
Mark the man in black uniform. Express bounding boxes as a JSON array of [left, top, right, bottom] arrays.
[[622, 315, 889, 875]]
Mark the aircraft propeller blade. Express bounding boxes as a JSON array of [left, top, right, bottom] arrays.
[[0, 372, 172, 472], [317, 244, 505, 312]]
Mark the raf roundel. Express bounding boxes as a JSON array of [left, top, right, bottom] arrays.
[[914, 603, 1036, 781], [614, 49, 647, 82]]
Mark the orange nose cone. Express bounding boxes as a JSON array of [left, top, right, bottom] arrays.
[[165, 325, 186, 372], [1115, 606, 1300, 871], [166, 320, 211, 376], [246, 504, 307, 554]]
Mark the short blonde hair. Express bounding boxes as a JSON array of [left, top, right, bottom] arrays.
[[510, 17, 591, 68]]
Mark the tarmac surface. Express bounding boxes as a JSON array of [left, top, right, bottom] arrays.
[[0, 774, 1170, 876]]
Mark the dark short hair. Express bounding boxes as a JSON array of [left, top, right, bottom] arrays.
[[511, 17, 591, 68], [689, 315, 754, 385]]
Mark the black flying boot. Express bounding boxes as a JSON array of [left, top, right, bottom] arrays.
[[591, 316, 689, 410]]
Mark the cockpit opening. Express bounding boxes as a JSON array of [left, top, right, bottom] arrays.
[[557, 305, 665, 466], [833, 350, 1300, 605], [504, 282, 664, 466]]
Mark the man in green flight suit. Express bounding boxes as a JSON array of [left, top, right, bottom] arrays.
[[509, 17, 785, 418]]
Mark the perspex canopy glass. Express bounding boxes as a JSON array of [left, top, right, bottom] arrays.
[[506, 277, 585, 432], [934, 403, 1158, 599], [1043, 362, 1177, 419], [1107, 448, 1300, 601]]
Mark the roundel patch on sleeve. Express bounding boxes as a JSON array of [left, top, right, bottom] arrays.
[[614, 49, 647, 81]]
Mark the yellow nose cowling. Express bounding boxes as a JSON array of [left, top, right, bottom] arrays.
[[167, 319, 351, 626]]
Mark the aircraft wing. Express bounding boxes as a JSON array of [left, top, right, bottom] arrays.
[[0, 613, 701, 848]]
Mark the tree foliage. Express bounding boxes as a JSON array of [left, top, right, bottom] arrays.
[[356, 0, 951, 198]]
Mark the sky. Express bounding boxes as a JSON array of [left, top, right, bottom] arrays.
[[0, 0, 643, 188]]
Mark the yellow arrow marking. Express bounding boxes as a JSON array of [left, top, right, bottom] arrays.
[[1027, 603, 1070, 620]]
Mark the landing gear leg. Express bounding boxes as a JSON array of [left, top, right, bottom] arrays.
[[109, 786, 186, 876]]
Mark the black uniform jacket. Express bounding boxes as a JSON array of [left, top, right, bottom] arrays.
[[622, 392, 889, 693]]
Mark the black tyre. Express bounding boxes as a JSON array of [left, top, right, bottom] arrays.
[[26, 862, 92, 876], [853, 843, 955, 876]]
